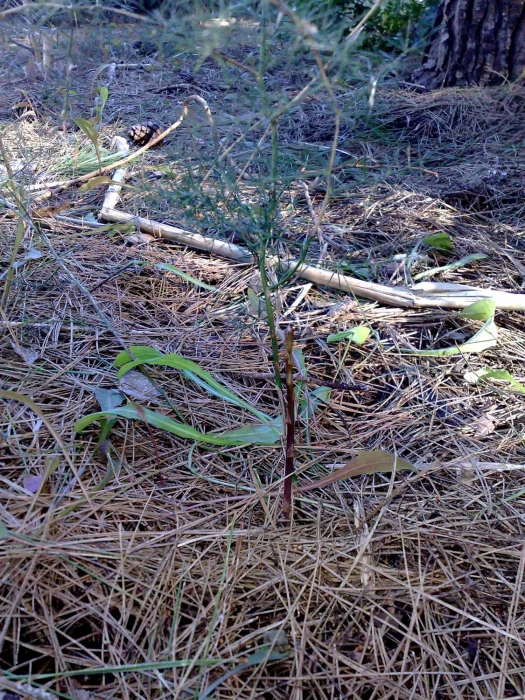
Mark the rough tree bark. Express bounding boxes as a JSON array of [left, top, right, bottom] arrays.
[[414, 0, 525, 88]]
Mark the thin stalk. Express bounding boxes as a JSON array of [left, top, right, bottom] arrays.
[[1, 216, 25, 307], [255, 39, 286, 410], [311, 48, 341, 238], [0, 136, 28, 307], [259, 255, 284, 401], [283, 326, 295, 519]]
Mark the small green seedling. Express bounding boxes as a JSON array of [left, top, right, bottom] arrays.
[[73, 116, 103, 173], [327, 325, 371, 344], [423, 232, 453, 252]]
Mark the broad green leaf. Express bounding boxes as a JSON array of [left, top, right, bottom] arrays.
[[451, 317, 498, 354], [115, 346, 271, 423], [92, 439, 121, 490], [327, 326, 370, 345], [460, 299, 496, 321], [478, 369, 525, 393], [75, 404, 281, 445], [79, 176, 112, 191], [0, 521, 9, 539], [114, 346, 164, 367], [73, 117, 99, 144], [403, 318, 498, 357], [464, 368, 525, 394], [413, 253, 487, 281], [97, 85, 109, 108], [213, 419, 283, 445], [93, 388, 125, 447], [294, 348, 306, 373], [247, 288, 266, 319], [76, 406, 205, 441], [423, 232, 453, 252], [300, 386, 331, 420], [94, 387, 126, 412], [154, 263, 216, 291], [297, 450, 415, 492], [184, 371, 270, 423]]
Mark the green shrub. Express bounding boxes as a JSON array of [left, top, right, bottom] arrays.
[[294, 0, 437, 52]]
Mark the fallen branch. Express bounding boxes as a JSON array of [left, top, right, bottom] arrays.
[[98, 122, 525, 312], [100, 206, 525, 310]]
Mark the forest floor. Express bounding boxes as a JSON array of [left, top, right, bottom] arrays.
[[1, 6, 525, 700]]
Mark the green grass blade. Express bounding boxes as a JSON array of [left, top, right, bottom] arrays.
[[154, 263, 216, 291], [115, 346, 272, 423], [412, 253, 487, 281], [75, 405, 281, 446], [9, 657, 224, 682], [198, 648, 289, 699], [402, 318, 498, 356]]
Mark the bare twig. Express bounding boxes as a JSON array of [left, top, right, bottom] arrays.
[[98, 206, 525, 310], [283, 326, 295, 519]]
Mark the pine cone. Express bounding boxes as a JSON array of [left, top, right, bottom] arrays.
[[127, 121, 165, 147]]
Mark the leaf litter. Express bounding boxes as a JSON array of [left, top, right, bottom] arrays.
[[0, 9, 525, 700]]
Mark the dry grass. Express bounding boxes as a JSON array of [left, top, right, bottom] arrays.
[[1, 6, 525, 700]]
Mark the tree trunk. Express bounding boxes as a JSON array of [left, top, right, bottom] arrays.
[[414, 0, 525, 88]]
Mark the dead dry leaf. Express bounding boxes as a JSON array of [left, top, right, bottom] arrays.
[[475, 414, 495, 437], [23, 474, 43, 493], [11, 342, 40, 365], [118, 370, 161, 402], [126, 232, 156, 244], [297, 450, 415, 493]]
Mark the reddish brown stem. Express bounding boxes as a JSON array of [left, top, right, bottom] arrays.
[[283, 326, 295, 519]]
